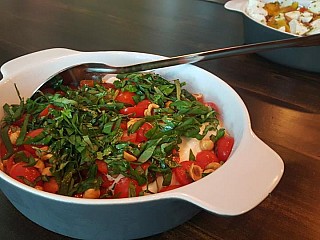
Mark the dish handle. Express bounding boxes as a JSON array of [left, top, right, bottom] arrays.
[[174, 131, 284, 216], [224, 0, 247, 13], [0, 48, 79, 79]]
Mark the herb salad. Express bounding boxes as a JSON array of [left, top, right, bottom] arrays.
[[0, 72, 234, 199]]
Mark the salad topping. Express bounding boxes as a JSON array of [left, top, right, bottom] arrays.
[[0, 72, 234, 199]]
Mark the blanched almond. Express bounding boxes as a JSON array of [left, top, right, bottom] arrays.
[[123, 151, 137, 162]]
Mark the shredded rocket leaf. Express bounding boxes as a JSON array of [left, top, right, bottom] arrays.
[[0, 72, 222, 197]]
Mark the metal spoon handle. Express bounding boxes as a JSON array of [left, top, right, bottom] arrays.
[[87, 34, 320, 74]]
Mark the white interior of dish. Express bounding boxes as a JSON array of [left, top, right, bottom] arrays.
[[0, 49, 284, 216]]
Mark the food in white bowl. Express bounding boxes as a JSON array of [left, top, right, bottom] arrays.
[[225, 0, 320, 72], [0, 49, 284, 240], [246, 0, 320, 36], [0, 71, 234, 199]]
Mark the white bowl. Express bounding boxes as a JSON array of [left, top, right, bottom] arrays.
[[0, 49, 284, 240], [225, 0, 320, 73]]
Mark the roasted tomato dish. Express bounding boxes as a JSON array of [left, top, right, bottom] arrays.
[[0, 72, 234, 199]]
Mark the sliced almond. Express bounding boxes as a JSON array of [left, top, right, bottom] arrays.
[[205, 162, 221, 170], [127, 118, 142, 129], [123, 151, 137, 162], [144, 103, 159, 116]]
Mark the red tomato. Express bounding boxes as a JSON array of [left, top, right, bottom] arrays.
[[23, 128, 44, 155], [120, 121, 127, 130], [80, 80, 94, 88], [0, 142, 7, 159], [205, 101, 219, 113], [136, 99, 151, 109], [95, 160, 108, 174], [120, 99, 151, 117], [101, 82, 115, 89], [100, 187, 107, 196], [193, 93, 204, 103], [13, 113, 28, 127], [299, 7, 307, 13], [6, 150, 32, 174], [5, 155, 15, 174], [9, 162, 41, 184], [172, 149, 180, 163], [54, 90, 66, 96], [159, 185, 181, 192], [98, 172, 114, 188], [120, 106, 145, 117], [115, 91, 136, 105], [216, 135, 234, 161], [39, 104, 54, 118], [173, 161, 194, 186], [43, 177, 59, 193], [131, 162, 150, 171], [136, 122, 153, 143], [41, 88, 56, 95], [121, 131, 137, 143], [141, 162, 151, 172], [195, 150, 219, 169], [113, 177, 142, 198]]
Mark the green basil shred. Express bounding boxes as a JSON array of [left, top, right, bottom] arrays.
[[1, 72, 222, 197]]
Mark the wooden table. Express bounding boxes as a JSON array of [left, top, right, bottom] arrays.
[[0, 0, 319, 239]]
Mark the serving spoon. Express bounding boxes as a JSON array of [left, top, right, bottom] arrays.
[[39, 34, 320, 90]]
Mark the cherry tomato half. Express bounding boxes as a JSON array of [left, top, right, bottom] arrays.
[[101, 82, 115, 89], [0, 141, 7, 159], [120, 99, 151, 117], [80, 80, 95, 88], [115, 91, 136, 106], [195, 150, 219, 169], [13, 113, 28, 127], [54, 90, 66, 96], [120, 107, 145, 117], [98, 172, 114, 188], [173, 161, 194, 186], [159, 185, 181, 192], [205, 101, 219, 113], [95, 160, 108, 175], [9, 162, 41, 184], [216, 135, 234, 161], [23, 128, 45, 156], [136, 122, 153, 143], [136, 99, 151, 109], [5, 150, 32, 174], [39, 104, 54, 118], [43, 177, 59, 193], [171, 149, 180, 163], [121, 131, 137, 144], [113, 177, 142, 198], [41, 88, 56, 95], [120, 121, 128, 130]]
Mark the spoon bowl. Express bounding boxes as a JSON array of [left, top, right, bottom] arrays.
[[33, 34, 320, 94]]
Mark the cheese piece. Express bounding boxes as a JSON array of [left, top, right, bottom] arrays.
[[308, 0, 320, 14], [307, 18, 320, 35], [299, 11, 313, 23], [285, 11, 301, 20], [246, 0, 268, 24], [280, 0, 294, 7], [289, 19, 309, 35]]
